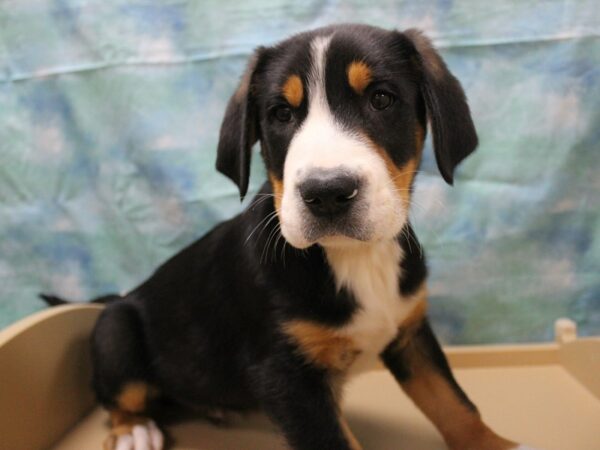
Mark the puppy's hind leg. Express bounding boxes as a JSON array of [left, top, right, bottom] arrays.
[[92, 301, 164, 450]]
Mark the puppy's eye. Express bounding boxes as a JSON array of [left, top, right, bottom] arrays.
[[370, 91, 394, 110], [273, 105, 293, 122]]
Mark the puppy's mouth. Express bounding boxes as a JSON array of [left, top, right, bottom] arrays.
[[292, 170, 373, 247], [278, 166, 406, 250], [301, 209, 373, 245]]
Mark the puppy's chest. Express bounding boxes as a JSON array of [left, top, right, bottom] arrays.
[[326, 242, 419, 373]]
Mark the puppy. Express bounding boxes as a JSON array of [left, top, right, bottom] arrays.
[[42, 24, 529, 450]]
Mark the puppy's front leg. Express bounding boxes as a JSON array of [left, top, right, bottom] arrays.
[[252, 351, 360, 450], [381, 318, 516, 450]]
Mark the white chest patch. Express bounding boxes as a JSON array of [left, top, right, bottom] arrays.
[[326, 240, 420, 374]]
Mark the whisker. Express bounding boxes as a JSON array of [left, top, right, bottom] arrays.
[[402, 225, 412, 254], [257, 212, 281, 243], [262, 223, 281, 264], [244, 210, 278, 244]]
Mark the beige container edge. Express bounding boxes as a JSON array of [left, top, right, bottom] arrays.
[[0, 305, 598, 450]]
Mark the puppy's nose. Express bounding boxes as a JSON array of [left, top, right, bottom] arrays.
[[298, 172, 359, 217]]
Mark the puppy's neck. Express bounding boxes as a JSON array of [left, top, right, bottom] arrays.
[[324, 238, 402, 296]]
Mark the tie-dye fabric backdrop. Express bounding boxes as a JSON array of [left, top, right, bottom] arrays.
[[1, 1, 598, 343]]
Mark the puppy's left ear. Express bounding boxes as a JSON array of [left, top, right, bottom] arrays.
[[404, 29, 478, 185], [216, 48, 268, 200]]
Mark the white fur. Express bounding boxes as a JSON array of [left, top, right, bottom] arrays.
[[279, 35, 406, 249], [278, 35, 418, 374], [326, 240, 422, 374], [111, 420, 163, 450]]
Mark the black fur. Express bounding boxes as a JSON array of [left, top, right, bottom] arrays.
[[404, 29, 478, 184], [39, 292, 121, 306], [41, 24, 483, 450], [381, 318, 477, 412]]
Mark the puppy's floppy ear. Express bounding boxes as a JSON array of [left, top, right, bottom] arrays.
[[216, 48, 267, 200], [404, 29, 478, 185]]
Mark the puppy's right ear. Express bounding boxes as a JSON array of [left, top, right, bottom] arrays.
[[216, 48, 268, 200]]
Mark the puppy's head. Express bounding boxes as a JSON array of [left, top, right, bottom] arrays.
[[216, 25, 477, 249]]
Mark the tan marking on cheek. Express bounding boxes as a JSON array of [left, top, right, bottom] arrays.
[[268, 172, 283, 214], [283, 320, 360, 372], [347, 61, 372, 94], [282, 74, 303, 107], [374, 147, 418, 208]]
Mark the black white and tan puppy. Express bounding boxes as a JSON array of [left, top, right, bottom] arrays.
[[42, 24, 534, 450]]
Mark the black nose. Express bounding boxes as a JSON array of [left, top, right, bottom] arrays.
[[298, 172, 360, 217]]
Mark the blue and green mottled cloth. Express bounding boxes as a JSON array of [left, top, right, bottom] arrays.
[[1, 1, 598, 343]]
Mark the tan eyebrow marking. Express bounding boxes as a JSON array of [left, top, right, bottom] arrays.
[[347, 61, 372, 94], [282, 74, 304, 107]]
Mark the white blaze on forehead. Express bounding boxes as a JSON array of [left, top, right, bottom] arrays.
[[278, 34, 407, 249], [308, 35, 331, 110]]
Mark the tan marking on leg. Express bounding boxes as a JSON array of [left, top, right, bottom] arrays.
[[268, 172, 283, 214], [347, 61, 372, 95], [116, 381, 153, 413], [398, 332, 516, 450], [283, 320, 360, 372], [391, 283, 514, 449], [104, 410, 152, 450], [282, 74, 304, 107], [403, 372, 515, 450]]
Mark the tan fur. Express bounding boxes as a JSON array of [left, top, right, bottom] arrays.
[[282, 74, 304, 107], [402, 372, 515, 450], [399, 338, 516, 450], [283, 320, 360, 372], [103, 410, 151, 450], [374, 147, 419, 208], [116, 381, 150, 413], [359, 126, 423, 209], [347, 61, 372, 94], [269, 172, 283, 213]]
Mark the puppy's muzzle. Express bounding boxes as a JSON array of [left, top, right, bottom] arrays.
[[298, 170, 360, 218]]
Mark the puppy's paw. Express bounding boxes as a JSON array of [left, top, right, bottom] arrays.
[[512, 445, 542, 450], [103, 420, 164, 450]]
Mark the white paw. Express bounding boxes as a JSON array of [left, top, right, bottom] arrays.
[[513, 445, 542, 450], [112, 420, 164, 450]]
